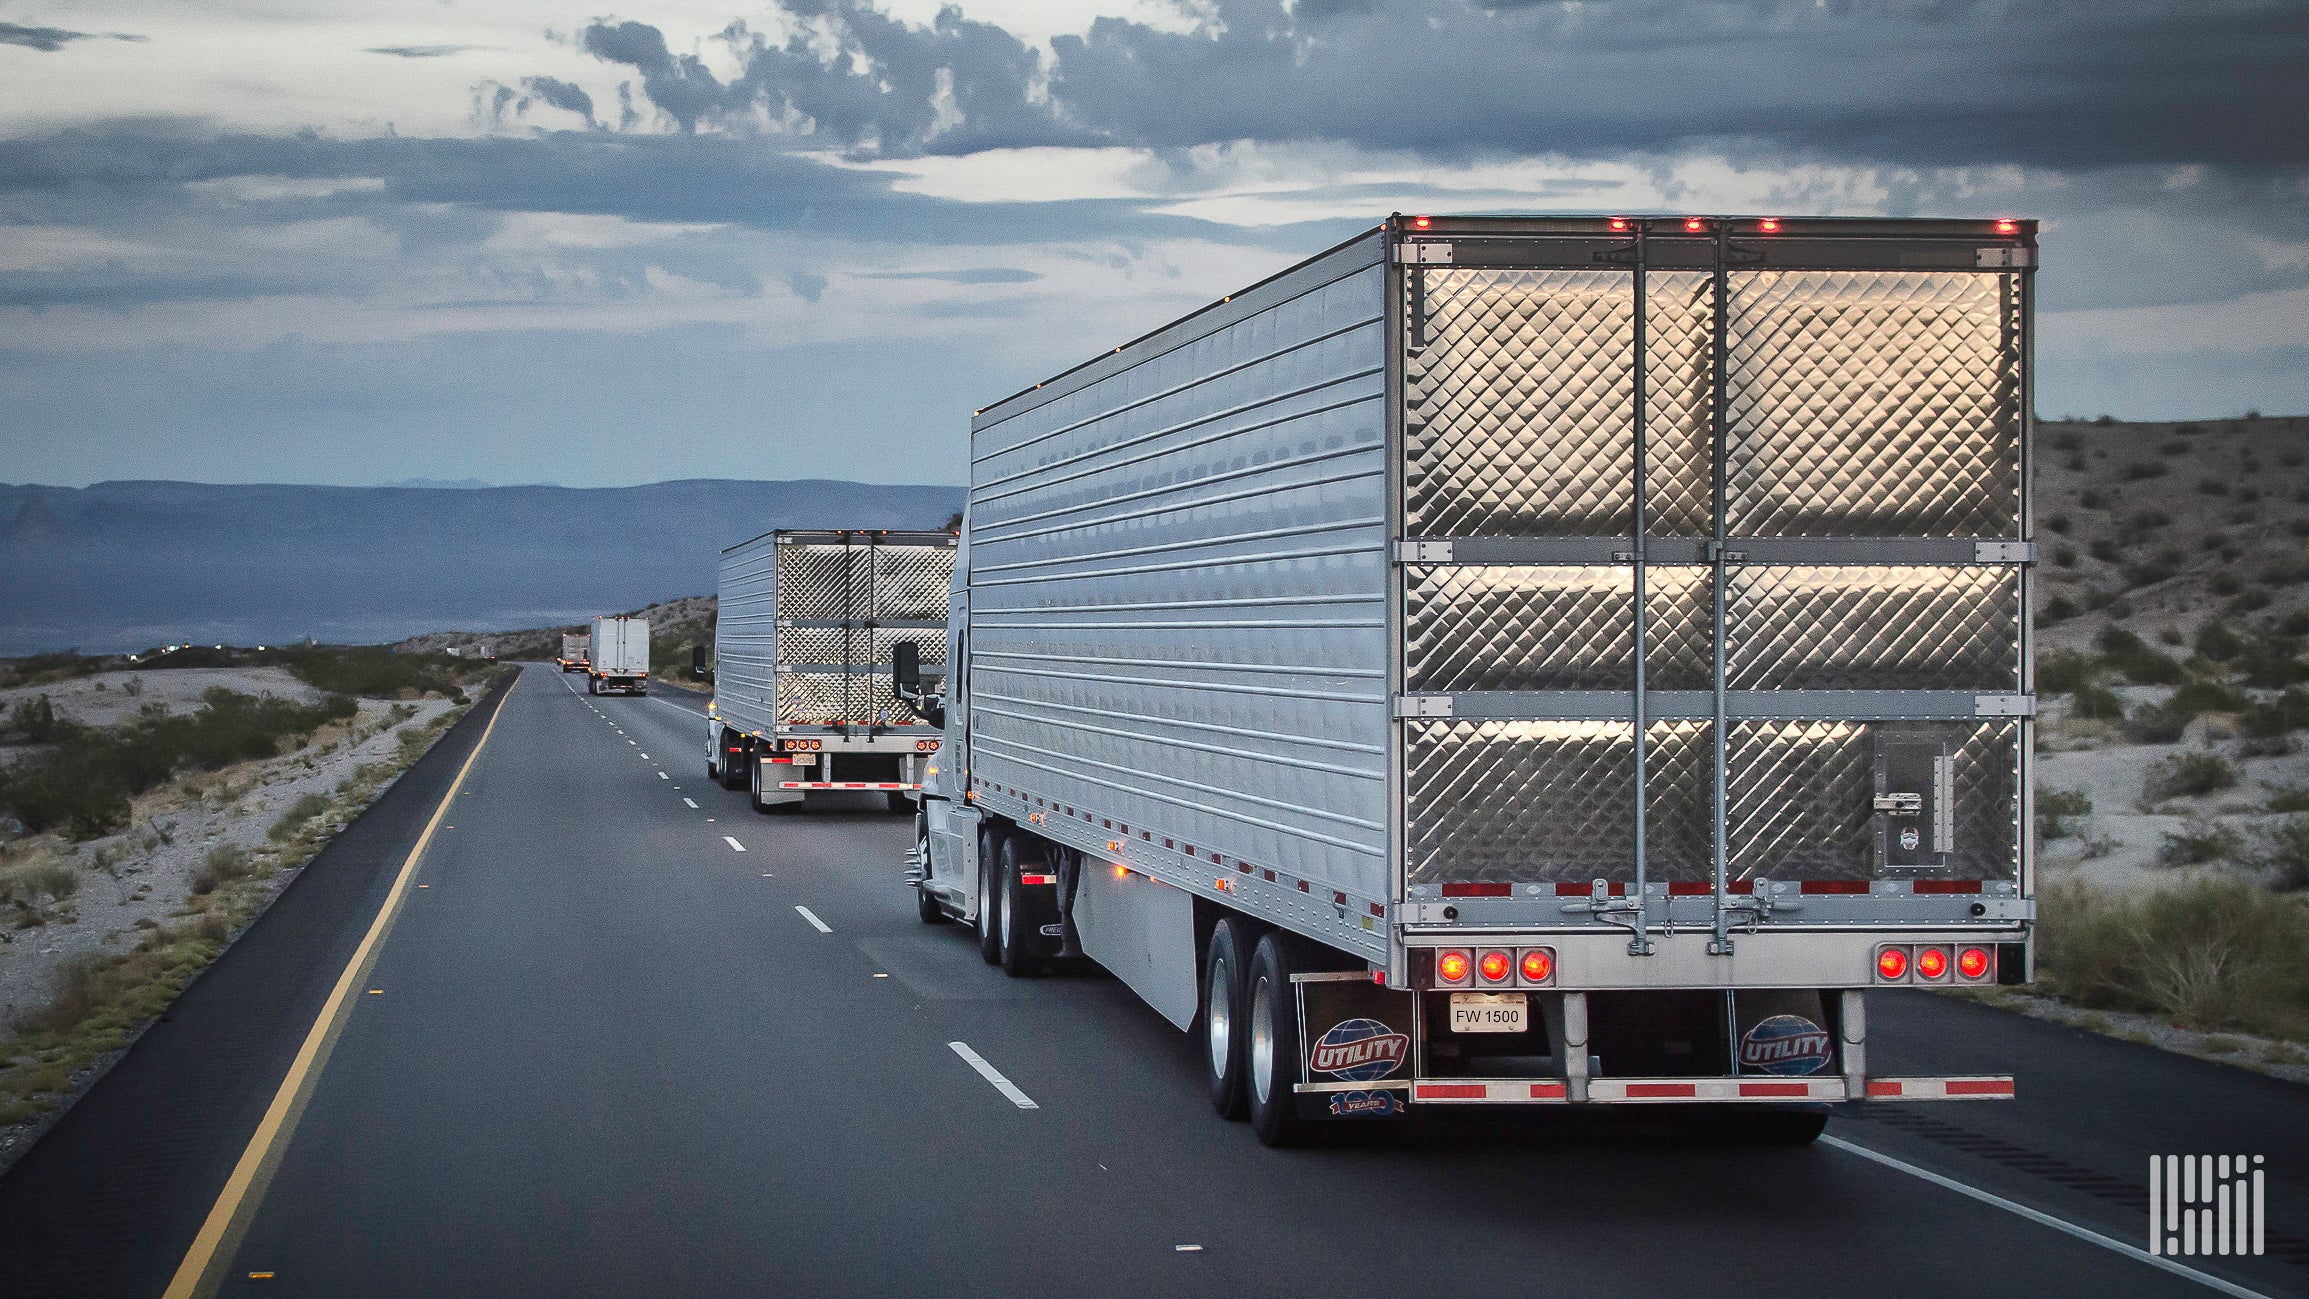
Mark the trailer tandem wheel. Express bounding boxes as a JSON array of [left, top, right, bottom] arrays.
[[1202, 917, 1254, 1121], [1246, 931, 1314, 1147]]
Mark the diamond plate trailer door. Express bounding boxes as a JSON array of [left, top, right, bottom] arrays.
[[1395, 222, 2031, 941], [772, 531, 955, 730]]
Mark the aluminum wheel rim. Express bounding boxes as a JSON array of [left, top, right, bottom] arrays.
[[1249, 972, 1275, 1105], [1206, 950, 1232, 1077], [997, 871, 1011, 950]]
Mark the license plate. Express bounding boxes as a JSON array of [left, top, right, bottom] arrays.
[[1449, 992, 1527, 1034]]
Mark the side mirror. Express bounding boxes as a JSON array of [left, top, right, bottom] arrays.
[[691, 644, 708, 678], [892, 640, 921, 696]]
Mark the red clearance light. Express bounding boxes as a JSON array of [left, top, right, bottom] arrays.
[[1436, 950, 1472, 983], [1519, 948, 1554, 983], [1994, 218, 2018, 235], [1684, 217, 1706, 232], [1412, 215, 1432, 229], [1478, 950, 1513, 983], [1916, 947, 1950, 980], [1877, 946, 1909, 980], [1958, 947, 1991, 980], [1608, 216, 1630, 231], [1758, 217, 1780, 233]]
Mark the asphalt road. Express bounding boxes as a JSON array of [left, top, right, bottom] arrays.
[[5, 664, 2302, 1298]]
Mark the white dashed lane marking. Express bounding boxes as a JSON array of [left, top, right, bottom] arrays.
[[722, 836, 746, 853], [683, 798, 699, 808], [794, 905, 832, 934], [948, 1042, 1038, 1110]]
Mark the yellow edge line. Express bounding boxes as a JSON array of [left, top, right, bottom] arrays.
[[161, 674, 517, 1299]]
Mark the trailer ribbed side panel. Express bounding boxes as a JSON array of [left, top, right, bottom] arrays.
[[712, 536, 780, 738], [966, 252, 1393, 901]]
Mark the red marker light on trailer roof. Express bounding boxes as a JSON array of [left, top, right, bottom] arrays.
[[1758, 218, 1780, 233], [1412, 215, 1432, 229], [1877, 947, 1908, 980], [1608, 216, 1630, 231], [1684, 217, 1706, 232], [1995, 218, 2018, 234], [1958, 947, 1991, 980]]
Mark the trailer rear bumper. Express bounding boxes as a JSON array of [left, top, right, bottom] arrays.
[[1376, 1075, 2012, 1105], [777, 781, 922, 791]]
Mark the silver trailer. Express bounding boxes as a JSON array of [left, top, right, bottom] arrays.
[[587, 616, 648, 695], [906, 214, 2037, 1145], [708, 529, 955, 813], [560, 632, 590, 673]]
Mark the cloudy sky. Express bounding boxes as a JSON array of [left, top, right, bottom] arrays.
[[2, 0, 2304, 489]]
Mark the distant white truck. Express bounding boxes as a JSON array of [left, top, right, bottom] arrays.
[[587, 616, 648, 695], [706, 529, 955, 813], [559, 633, 590, 674]]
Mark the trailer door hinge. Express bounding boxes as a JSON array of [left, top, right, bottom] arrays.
[[1394, 694, 1454, 719], [1977, 247, 2034, 269], [1973, 540, 2035, 563], [1394, 539, 1454, 564], [1973, 694, 2036, 718], [1394, 241, 1454, 265]]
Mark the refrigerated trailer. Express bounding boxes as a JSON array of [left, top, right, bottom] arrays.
[[904, 214, 2038, 1145], [587, 616, 648, 695], [559, 633, 590, 674], [707, 529, 956, 813]]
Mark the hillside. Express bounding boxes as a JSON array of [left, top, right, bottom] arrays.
[[0, 479, 962, 656], [397, 594, 718, 684]]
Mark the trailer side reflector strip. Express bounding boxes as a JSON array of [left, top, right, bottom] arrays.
[[1020, 874, 1056, 886], [1801, 880, 1871, 894], [1866, 1076, 2016, 1100], [1625, 1082, 1697, 1098], [1441, 882, 1511, 897], [1911, 880, 1984, 894]]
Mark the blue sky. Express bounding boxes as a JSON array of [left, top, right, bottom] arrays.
[[2, 0, 2304, 488]]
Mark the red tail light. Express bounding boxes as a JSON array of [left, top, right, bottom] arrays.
[[1958, 947, 1992, 980], [1478, 950, 1512, 983], [1877, 946, 1909, 980], [1916, 947, 1949, 980], [1608, 216, 1630, 231], [1412, 215, 1432, 229], [1994, 218, 2018, 235], [1684, 217, 1706, 232], [1757, 217, 1780, 233], [1519, 948, 1554, 983], [1436, 950, 1471, 984]]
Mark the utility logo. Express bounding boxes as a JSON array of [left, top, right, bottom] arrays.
[[2152, 1155, 2264, 1257], [1307, 1018, 1408, 1081], [1738, 1015, 1833, 1076]]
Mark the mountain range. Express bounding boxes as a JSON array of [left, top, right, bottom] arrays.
[[0, 479, 962, 655]]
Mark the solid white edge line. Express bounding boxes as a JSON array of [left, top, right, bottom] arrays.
[[794, 905, 832, 933], [1819, 1136, 2274, 1299], [722, 836, 746, 852], [948, 1041, 1039, 1110], [683, 798, 699, 808]]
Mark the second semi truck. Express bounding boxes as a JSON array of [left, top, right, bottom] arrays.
[[903, 213, 2038, 1146], [707, 529, 956, 813], [587, 616, 648, 695], [559, 632, 590, 674]]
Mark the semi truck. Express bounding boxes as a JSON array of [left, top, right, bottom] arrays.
[[706, 529, 956, 813], [900, 213, 2038, 1146], [587, 616, 648, 695], [559, 632, 590, 674]]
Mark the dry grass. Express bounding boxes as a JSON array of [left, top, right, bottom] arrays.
[[2035, 876, 2309, 1042]]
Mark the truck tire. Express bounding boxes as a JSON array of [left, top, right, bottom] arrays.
[[915, 819, 948, 925], [1743, 1109, 1828, 1145], [718, 731, 747, 790], [997, 836, 1050, 978], [1202, 917, 1254, 1120], [887, 791, 911, 815], [1245, 931, 1314, 1148], [748, 754, 770, 813], [976, 825, 1004, 964]]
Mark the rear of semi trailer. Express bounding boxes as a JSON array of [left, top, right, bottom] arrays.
[[587, 617, 649, 695], [560, 633, 590, 673], [709, 529, 955, 813], [911, 214, 2037, 1145]]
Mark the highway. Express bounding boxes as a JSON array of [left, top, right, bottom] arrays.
[[2, 664, 2302, 1298]]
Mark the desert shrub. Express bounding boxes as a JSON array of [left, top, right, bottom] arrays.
[[2053, 431, 2083, 451], [2095, 626, 2185, 685], [2051, 545, 2077, 568], [2165, 679, 2249, 719], [268, 793, 332, 842], [2282, 611, 2309, 638], [2194, 619, 2247, 661], [2233, 642, 2309, 689], [2230, 587, 2274, 614], [2037, 787, 2093, 841], [2211, 570, 2242, 596], [2123, 557, 2179, 588], [2035, 649, 2095, 695], [268, 646, 471, 700], [0, 858, 79, 927], [2263, 782, 2309, 814], [2158, 440, 2189, 456], [2240, 486, 2265, 505], [2252, 816, 2309, 890], [2142, 751, 2237, 803], [2128, 509, 2173, 531], [0, 652, 113, 692], [2046, 514, 2072, 535], [2079, 489, 2110, 510], [2123, 702, 2190, 744], [2040, 596, 2078, 625], [2239, 690, 2309, 739], [2071, 684, 2126, 721], [2120, 462, 2167, 481], [2159, 817, 2244, 866], [189, 844, 255, 896], [2198, 479, 2231, 496], [2035, 877, 2309, 1038], [6, 695, 68, 743], [2088, 537, 2120, 564]]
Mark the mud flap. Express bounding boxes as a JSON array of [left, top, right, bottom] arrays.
[[1294, 974, 1417, 1119], [1731, 990, 1838, 1080]]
